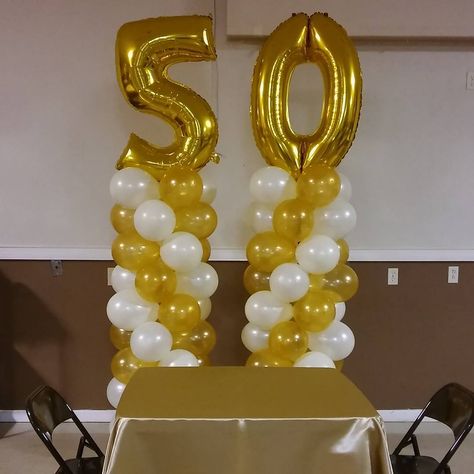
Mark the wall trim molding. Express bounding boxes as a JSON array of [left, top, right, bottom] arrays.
[[1, 247, 474, 262]]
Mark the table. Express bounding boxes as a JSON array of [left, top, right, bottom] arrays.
[[103, 367, 393, 474]]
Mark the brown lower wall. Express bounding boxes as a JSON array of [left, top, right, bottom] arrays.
[[1, 260, 473, 410]]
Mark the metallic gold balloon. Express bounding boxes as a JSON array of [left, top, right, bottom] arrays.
[[160, 168, 203, 209], [272, 198, 313, 242], [321, 264, 359, 302], [175, 202, 217, 239], [172, 320, 216, 356], [115, 16, 218, 178], [250, 13, 362, 176], [112, 232, 160, 272], [200, 238, 211, 262], [196, 354, 211, 366], [135, 260, 176, 303], [335, 360, 344, 372], [243, 265, 271, 294], [269, 321, 308, 362], [159, 293, 201, 333], [109, 325, 132, 350], [308, 273, 324, 293], [110, 204, 135, 234], [296, 165, 341, 207], [245, 349, 292, 368], [293, 290, 336, 332], [111, 347, 156, 384], [337, 239, 350, 264], [246, 231, 295, 273]]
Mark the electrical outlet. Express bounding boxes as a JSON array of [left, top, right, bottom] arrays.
[[387, 268, 398, 285], [448, 266, 459, 284], [107, 267, 114, 286], [467, 72, 474, 90], [50, 260, 63, 277]]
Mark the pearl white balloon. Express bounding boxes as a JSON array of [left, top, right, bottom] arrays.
[[198, 298, 212, 320], [159, 349, 199, 367], [269, 263, 309, 303], [111, 266, 135, 293], [201, 177, 217, 204], [107, 377, 126, 408], [134, 200, 176, 242], [313, 198, 357, 240], [160, 232, 203, 272], [176, 263, 218, 299], [248, 202, 274, 233], [308, 321, 355, 361], [293, 351, 336, 368], [109, 168, 158, 209], [244, 290, 293, 330], [338, 172, 352, 200], [296, 235, 340, 275], [130, 321, 173, 362], [335, 302, 346, 321], [249, 166, 296, 205], [106, 289, 157, 331], [241, 322, 270, 352]]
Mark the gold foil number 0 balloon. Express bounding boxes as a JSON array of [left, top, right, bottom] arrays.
[[116, 16, 218, 179], [251, 13, 362, 176]]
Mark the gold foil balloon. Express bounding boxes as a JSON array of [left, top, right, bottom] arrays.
[[109, 325, 132, 350], [245, 349, 292, 368], [160, 168, 203, 208], [322, 264, 359, 302], [172, 320, 216, 356], [246, 231, 295, 273], [175, 202, 217, 239], [269, 321, 308, 362], [110, 204, 135, 234], [135, 260, 176, 303], [250, 13, 362, 176], [296, 165, 341, 207], [159, 293, 201, 333], [243, 265, 271, 294], [115, 16, 218, 179], [293, 290, 336, 332], [111, 347, 156, 384], [112, 232, 160, 272], [337, 239, 350, 264], [272, 198, 313, 242]]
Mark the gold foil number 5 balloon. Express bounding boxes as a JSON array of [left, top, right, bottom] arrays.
[[116, 16, 219, 179], [251, 13, 362, 176]]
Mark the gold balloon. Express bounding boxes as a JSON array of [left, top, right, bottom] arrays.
[[200, 238, 211, 262], [293, 290, 336, 332], [115, 16, 219, 179], [172, 320, 216, 356], [112, 232, 160, 272], [160, 167, 203, 209], [110, 204, 135, 234], [250, 13, 362, 176], [322, 264, 359, 302], [335, 360, 344, 372], [135, 260, 176, 303], [272, 198, 313, 242], [269, 321, 308, 362], [296, 165, 341, 208], [109, 325, 132, 350], [175, 202, 217, 239], [243, 265, 271, 294], [337, 239, 350, 264], [196, 354, 211, 366], [111, 348, 156, 384], [159, 293, 201, 333], [245, 349, 292, 368], [246, 231, 295, 273], [308, 273, 324, 293]]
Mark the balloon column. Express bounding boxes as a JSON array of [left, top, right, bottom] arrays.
[[242, 13, 362, 369], [106, 16, 219, 408]]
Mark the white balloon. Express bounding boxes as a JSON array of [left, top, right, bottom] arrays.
[[201, 177, 217, 204], [160, 232, 203, 272], [308, 321, 355, 361], [296, 235, 340, 275], [106, 289, 157, 331], [338, 172, 352, 200], [107, 377, 126, 408], [176, 263, 218, 299], [109, 168, 158, 209], [130, 321, 173, 362], [241, 322, 270, 352], [244, 290, 293, 330], [269, 263, 309, 303], [335, 302, 346, 321], [293, 351, 336, 368], [134, 200, 176, 242], [111, 266, 135, 293], [313, 198, 356, 240], [249, 166, 296, 205], [198, 298, 212, 320], [159, 349, 199, 367], [248, 202, 274, 233]]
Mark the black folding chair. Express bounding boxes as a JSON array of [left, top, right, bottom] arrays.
[[26, 385, 104, 474], [391, 383, 474, 474]]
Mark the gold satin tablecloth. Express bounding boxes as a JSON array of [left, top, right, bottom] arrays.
[[103, 367, 393, 474]]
